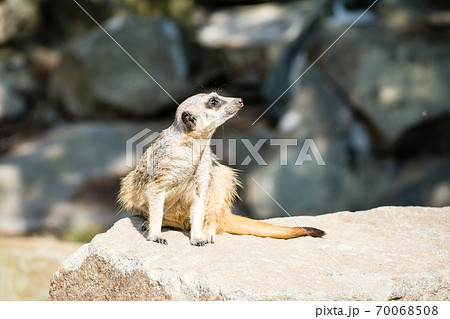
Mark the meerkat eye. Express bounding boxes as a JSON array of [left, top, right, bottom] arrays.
[[208, 98, 221, 108]]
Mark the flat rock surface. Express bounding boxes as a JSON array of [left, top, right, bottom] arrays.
[[49, 206, 449, 300]]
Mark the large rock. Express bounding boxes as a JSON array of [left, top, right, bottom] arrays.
[[0, 120, 169, 234], [0, 0, 39, 43], [312, 21, 450, 154], [38, 0, 129, 44], [48, 206, 450, 301], [196, 1, 318, 48], [245, 65, 450, 217], [371, 155, 450, 208], [245, 66, 378, 217], [52, 15, 188, 118], [194, 1, 321, 98], [0, 0, 131, 44], [0, 51, 35, 121], [242, 2, 450, 217], [0, 81, 25, 120]]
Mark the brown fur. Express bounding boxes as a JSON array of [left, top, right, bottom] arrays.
[[118, 93, 325, 245]]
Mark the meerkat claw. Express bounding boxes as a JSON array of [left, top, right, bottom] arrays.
[[197, 241, 207, 246], [191, 239, 207, 246], [157, 238, 167, 245], [149, 237, 167, 245]]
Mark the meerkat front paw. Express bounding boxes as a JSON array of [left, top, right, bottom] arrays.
[[148, 235, 168, 245], [190, 237, 208, 246]]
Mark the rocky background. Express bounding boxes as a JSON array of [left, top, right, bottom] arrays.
[[0, 0, 449, 300]]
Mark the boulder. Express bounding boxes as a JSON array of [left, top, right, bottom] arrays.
[[0, 82, 25, 120], [312, 21, 450, 154], [0, 0, 39, 43], [38, 0, 129, 44], [245, 66, 379, 217], [0, 0, 121, 44], [48, 206, 450, 301], [196, 1, 318, 48], [0, 51, 35, 121], [371, 155, 450, 208], [52, 15, 188, 118], [245, 64, 450, 217], [194, 1, 321, 98], [0, 120, 169, 235]]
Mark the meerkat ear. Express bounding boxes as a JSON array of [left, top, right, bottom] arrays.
[[181, 111, 196, 131]]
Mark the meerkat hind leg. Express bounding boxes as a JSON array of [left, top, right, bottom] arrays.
[[203, 217, 218, 244], [202, 163, 237, 245], [203, 227, 216, 244]]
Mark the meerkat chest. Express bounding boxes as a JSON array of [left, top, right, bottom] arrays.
[[162, 143, 212, 189], [164, 148, 212, 206]]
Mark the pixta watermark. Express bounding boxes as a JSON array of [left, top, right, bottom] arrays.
[[125, 129, 325, 169]]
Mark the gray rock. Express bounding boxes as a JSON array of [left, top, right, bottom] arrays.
[[0, 0, 39, 43], [246, 67, 379, 217], [194, 1, 321, 96], [0, 120, 169, 234], [196, 1, 317, 48], [245, 66, 450, 217], [52, 15, 188, 118], [0, 52, 35, 120], [313, 22, 450, 152], [372, 155, 450, 208], [38, 0, 130, 43], [0, 84, 25, 120], [48, 206, 450, 300]]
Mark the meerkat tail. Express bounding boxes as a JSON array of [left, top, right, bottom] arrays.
[[221, 214, 325, 239]]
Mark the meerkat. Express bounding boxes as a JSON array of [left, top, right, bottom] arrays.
[[118, 92, 325, 246]]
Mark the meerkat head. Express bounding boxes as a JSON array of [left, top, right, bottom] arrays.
[[175, 92, 244, 137]]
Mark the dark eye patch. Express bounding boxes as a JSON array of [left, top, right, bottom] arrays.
[[208, 97, 221, 108]]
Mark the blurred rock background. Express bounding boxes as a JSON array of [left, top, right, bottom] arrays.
[[0, 0, 449, 299]]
